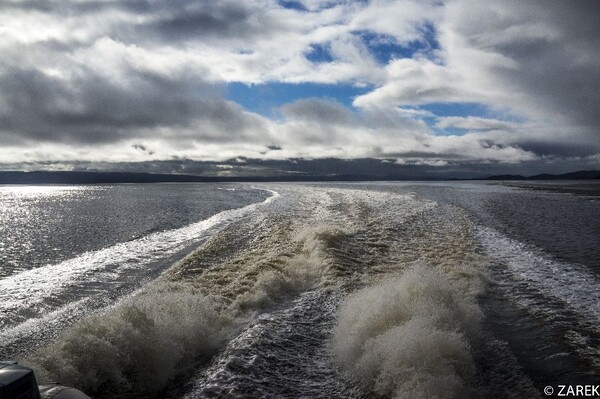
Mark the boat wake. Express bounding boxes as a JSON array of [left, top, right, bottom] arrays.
[[20, 184, 547, 398]]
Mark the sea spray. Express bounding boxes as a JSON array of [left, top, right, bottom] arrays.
[[20, 186, 478, 398], [26, 220, 349, 396], [0, 187, 279, 332], [176, 221, 351, 311], [332, 264, 483, 399], [27, 283, 232, 396]]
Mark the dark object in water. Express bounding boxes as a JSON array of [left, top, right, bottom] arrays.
[[0, 362, 90, 399]]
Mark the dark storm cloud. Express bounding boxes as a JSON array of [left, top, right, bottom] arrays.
[[106, 2, 281, 47], [0, 0, 279, 153], [454, 0, 600, 135], [132, 144, 155, 155], [5, 154, 599, 180], [515, 141, 599, 158], [0, 0, 153, 15], [1, 0, 599, 176], [0, 67, 194, 143], [1, 0, 278, 45], [145, 3, 267, 41], [385, 151, 466, 160], [0, 65, 265, 145], [75, 157, 452, 179], [280, 99, 354, 125], [81, 157, 588, 180]]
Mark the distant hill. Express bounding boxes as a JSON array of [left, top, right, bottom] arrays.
[[0, 171, 222, 184], [0, 171, 415, 184], [485, 170, 600, 180], [1, 169, 599, 184]]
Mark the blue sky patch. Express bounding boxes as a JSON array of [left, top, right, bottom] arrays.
[[422, 102, 490, 136], [278, 1, 308, 11], [421, 102, 525, 122], [417, 23, 441, 55], [306, 43, 335, 63], [278, 0, 344, 12], [226, 82, 372, 117], [416, 102, 524, 135], [355, 23, 440, 65]]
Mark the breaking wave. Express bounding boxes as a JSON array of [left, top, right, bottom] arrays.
[[21, 185, 497, 398], [332, 264, 483, 399], [29, 283, 231, 395], [0, 188, 279, 331], [26, 209, 349, 396]]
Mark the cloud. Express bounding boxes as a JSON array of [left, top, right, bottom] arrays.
[[141, 2, 266, 41], [395, 107, 437, 119], [355, 1, 600, 139], [280, 98, 353, 125], [353, 57, 479, 107], [132, 144, 155, 155], [0, 62, 270, 146], [435, 116, 518, 131], [0, 0, 598, 176], [442, 1, 600, 131]]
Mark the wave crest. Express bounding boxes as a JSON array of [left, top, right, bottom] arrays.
[[332, 264, 482, 399], [26, 222, 348, 396], [28, 283, 232, 396]]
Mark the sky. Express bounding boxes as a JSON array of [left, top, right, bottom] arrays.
[[1, 0, 599, 178]]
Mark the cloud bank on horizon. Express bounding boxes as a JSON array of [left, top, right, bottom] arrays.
[[1, 0, 599, 177]]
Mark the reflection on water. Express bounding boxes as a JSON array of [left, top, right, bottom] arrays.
[[1, 181, 599, 398], [0, 184, 267, 278]]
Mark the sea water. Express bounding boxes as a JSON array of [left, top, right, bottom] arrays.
[[1, 181, 598, 398], [0, 183, 270, 359]]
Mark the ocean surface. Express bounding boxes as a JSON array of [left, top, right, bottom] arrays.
[[1, 181, 599, 398]]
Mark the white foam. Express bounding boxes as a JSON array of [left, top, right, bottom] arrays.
[[476, 226, 600, 322], [16, 185, 486, 397], [27, 283, 233, 395], [0, 189, 279, 327], [24, 198, 351, 395], [332, 264, 482, 399], [227, 223, 349, 311]]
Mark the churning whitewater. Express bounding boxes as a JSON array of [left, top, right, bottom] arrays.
[[19, 184, 560, 398]]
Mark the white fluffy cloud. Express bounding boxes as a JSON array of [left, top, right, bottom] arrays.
[[354, 0, 600, 158], [0, 0, 598, 174]]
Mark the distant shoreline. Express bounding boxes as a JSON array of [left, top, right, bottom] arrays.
[[0, 170, 598, 185]]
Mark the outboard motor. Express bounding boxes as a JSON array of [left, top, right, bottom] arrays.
[[0, 362, 90, 399], [0, 362, 40, 399]]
